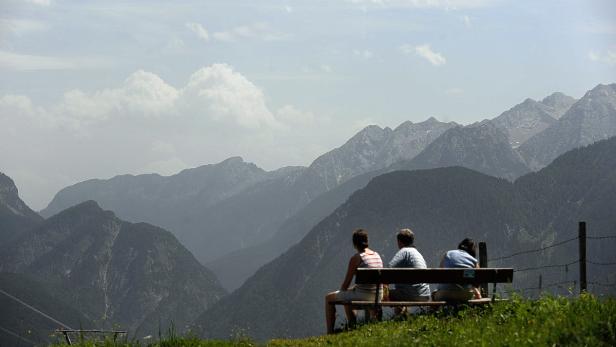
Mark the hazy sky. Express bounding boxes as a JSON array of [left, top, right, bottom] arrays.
[[1, 0, 615, 209]]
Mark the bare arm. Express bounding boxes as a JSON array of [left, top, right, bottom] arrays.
[[340, 254, 361, 291]]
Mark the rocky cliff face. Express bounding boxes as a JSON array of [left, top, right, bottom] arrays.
[[540, 92, 577, 119], [0, 201, 226, 335], [518, 84, 616, 170], [491, 98, 558, 148], [491, 92, 576, 148], [401, 121, 530, 180], [307, 118, 457, 190], [0, 172, 43, 242]]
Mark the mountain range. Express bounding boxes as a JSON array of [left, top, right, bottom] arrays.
[[40, 118, 457, 268]]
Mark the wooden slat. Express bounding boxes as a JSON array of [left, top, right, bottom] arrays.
[[332, 298, 495, 307], [355, 268, 513, 284]]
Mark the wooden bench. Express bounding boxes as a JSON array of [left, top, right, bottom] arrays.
[[332, 268, 514, 320]]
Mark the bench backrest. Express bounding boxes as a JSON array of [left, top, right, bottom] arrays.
[[355, 268, 513, 285]]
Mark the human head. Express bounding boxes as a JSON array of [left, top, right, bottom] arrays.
[[396, 228, 415, 248], [458, 238, 477, 258], [352, 229, 369, 251]]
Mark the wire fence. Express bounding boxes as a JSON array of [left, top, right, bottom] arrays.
[[486, 223, 616, 296]]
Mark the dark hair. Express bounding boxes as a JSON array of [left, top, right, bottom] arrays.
[[397, 228, 415, 247], [352, 229, 369, 250], [458, 238, 477, 258]]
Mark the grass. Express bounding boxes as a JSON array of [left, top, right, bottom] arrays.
[[53, 294, 616, 347]]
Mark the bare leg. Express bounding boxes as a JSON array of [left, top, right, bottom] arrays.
[[325, 292, 337, 334], [343, 305, 356, 328]]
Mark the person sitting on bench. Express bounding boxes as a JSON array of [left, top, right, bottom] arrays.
[[387, 228, 431, 304], [433, 238, 482, 301], [325, 229, 383, 334]]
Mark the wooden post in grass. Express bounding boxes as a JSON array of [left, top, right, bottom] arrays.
[[579, 221, 587, 294], [479, 242, 488, 297]]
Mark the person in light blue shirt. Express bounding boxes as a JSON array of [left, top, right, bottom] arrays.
[[433, 238, 482, 301], [388, 229, 431, 301]]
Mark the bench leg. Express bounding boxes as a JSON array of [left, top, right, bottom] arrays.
[[325, 293, 337, 334]]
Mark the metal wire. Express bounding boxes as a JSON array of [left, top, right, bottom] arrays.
[[514, 260, 579, 273], [0, 288, 73, 330], [489, 236, 578, 262]]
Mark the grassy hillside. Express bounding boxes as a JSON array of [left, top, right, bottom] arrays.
[[53, 295, 615, 346]]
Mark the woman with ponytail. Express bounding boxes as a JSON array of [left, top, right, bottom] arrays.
[[324, 229, 383, 334]]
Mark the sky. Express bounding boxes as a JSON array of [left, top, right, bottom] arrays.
[[1, 0, 615, 210]]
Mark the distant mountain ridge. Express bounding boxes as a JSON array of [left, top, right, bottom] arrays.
[[519, 84, 616, 170], [41, 156, 268, 221], [40, 118, 456, 267], [307, 118, 457, 189], [1, 200, 226, 336]]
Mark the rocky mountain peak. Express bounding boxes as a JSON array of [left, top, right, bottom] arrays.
[[423, 116, 440, 124], [0, 172, 39, 219], [541, 92, 576, 107], [0, 172, 18, 200], [405, 121, 530, 180], [585, 83, 616, 98], [350, 124, 390, 143], [540, 92, 577, 119], [491, 96, 558, 147], [518, 83, 616, 170]]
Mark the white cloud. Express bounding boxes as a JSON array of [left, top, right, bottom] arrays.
[[588, 50, 616, 65], [180, 64, 282, 128], [212, 22, 288, 42], [284, 5, 293, 13], [0, 50, 111, 70], [1, 64, 285, 130], [353, 49, 374, 59], [402, 44, 447, 66], [186, 22, 209, 41]]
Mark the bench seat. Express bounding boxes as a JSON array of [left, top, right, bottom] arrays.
[[332, 297, 496, 306]]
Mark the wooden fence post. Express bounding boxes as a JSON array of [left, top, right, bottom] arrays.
[[479, 242, 488, 297], [579, 221, 587, 294]]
